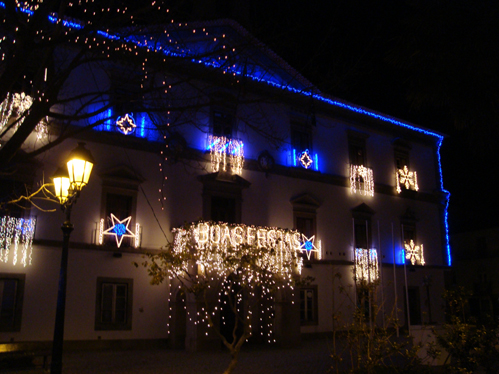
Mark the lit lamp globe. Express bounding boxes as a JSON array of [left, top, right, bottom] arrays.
[[52, 167, 70, 205], [66, 142, 94, 192]]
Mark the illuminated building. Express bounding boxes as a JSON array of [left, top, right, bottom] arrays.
[[0, 17, 450, 351]]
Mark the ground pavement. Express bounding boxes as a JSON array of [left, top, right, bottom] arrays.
[[5, 337, 334, 374]]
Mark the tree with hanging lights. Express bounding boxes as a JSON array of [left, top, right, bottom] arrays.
[[138, 220, 303, 374], [0, 1, 300, 214]]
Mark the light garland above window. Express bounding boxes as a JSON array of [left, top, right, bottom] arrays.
[[404, 240, 425, 266], [207, 135, 244, 175], [0, 216, 36, 266], [173, 221, 304, 277], [350, 165, 374, 196], [396, 166, 419, 193], [354, 248, 379, 283]]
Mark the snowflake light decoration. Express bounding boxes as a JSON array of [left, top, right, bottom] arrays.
[[396, 165, 419, 193], [102, 214, 136, 248], [354, 248, 379, 283], [404, 239, 425, 266], [350, 165, 374, 196], [116, 113, 136, 135]]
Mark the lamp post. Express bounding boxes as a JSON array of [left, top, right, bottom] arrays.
[[50, 142, 94, 374]]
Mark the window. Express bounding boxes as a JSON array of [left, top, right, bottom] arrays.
[[299, 286, 318, 325], [393, 138, 411, 169], [102, 192, 134, 247], [212, 110, 234, 138], [211, 196, 236, 224], [354, 221, 371, 249], [99, 166, 142, 248], [291, 123, 312, 151], [405, 287, 422, 325], [95, 277, 133, 331], [351, 203, 375, 251], [109, 69, 143, 118], [400, 209, 424, 266], [0, 274, 25, 332], [291, 194, 321, 261], [348, 131, 368, 166], [198, 172, 250, 225]]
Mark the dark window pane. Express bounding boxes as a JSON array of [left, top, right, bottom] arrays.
[[0, 280, 17, 324], [291, 128, 311, 150], [213, 111, 233, 137], [355, 223, 368, 248], [296, 217, 314, 238], [211, 196, 236, 223]]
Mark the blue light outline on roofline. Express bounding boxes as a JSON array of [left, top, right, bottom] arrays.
[[3, 1, 451, 265]]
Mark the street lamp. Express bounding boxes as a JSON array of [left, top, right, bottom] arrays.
[[50, 142, 94, 374]]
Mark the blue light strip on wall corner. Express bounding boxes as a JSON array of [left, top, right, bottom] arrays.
[[292, 149, 297, 167], [314, 153, 319, 171]]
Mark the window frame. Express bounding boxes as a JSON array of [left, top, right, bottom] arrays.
[[211, 108, 236, 138], [299, 285, 318, 326], [290, 121, 313, 152], [99, 166, 143, 248], [291, 194, 321, 261], [95, 277, 133, 331], [0, 273, 25, 332], [347, 131, 369, 167]]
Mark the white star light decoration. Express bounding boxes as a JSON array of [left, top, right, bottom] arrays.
[[396, 165, 419, 193], [102, 214, 136, 248], [116, 113, 136, 135], [298, 234, 321, 260], [404, 239, 425, 266]]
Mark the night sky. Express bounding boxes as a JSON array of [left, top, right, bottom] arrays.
[[232, 0, 499, 234]]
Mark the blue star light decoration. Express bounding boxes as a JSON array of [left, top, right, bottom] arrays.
[[103, 214, 136, 247], [116, 113, 136, 135], [298, 234, 320, 260]]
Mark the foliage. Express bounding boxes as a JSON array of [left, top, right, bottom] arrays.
[[430, 286, 499, 373], [330, 272, 430, 374], [137, 221, 302, 374]]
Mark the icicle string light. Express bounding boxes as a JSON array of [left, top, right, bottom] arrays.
[[350, 165, 374, 196], [207, 135, 244, 175], [354, 248, 379, 283], [0, 216, 36, 267]]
